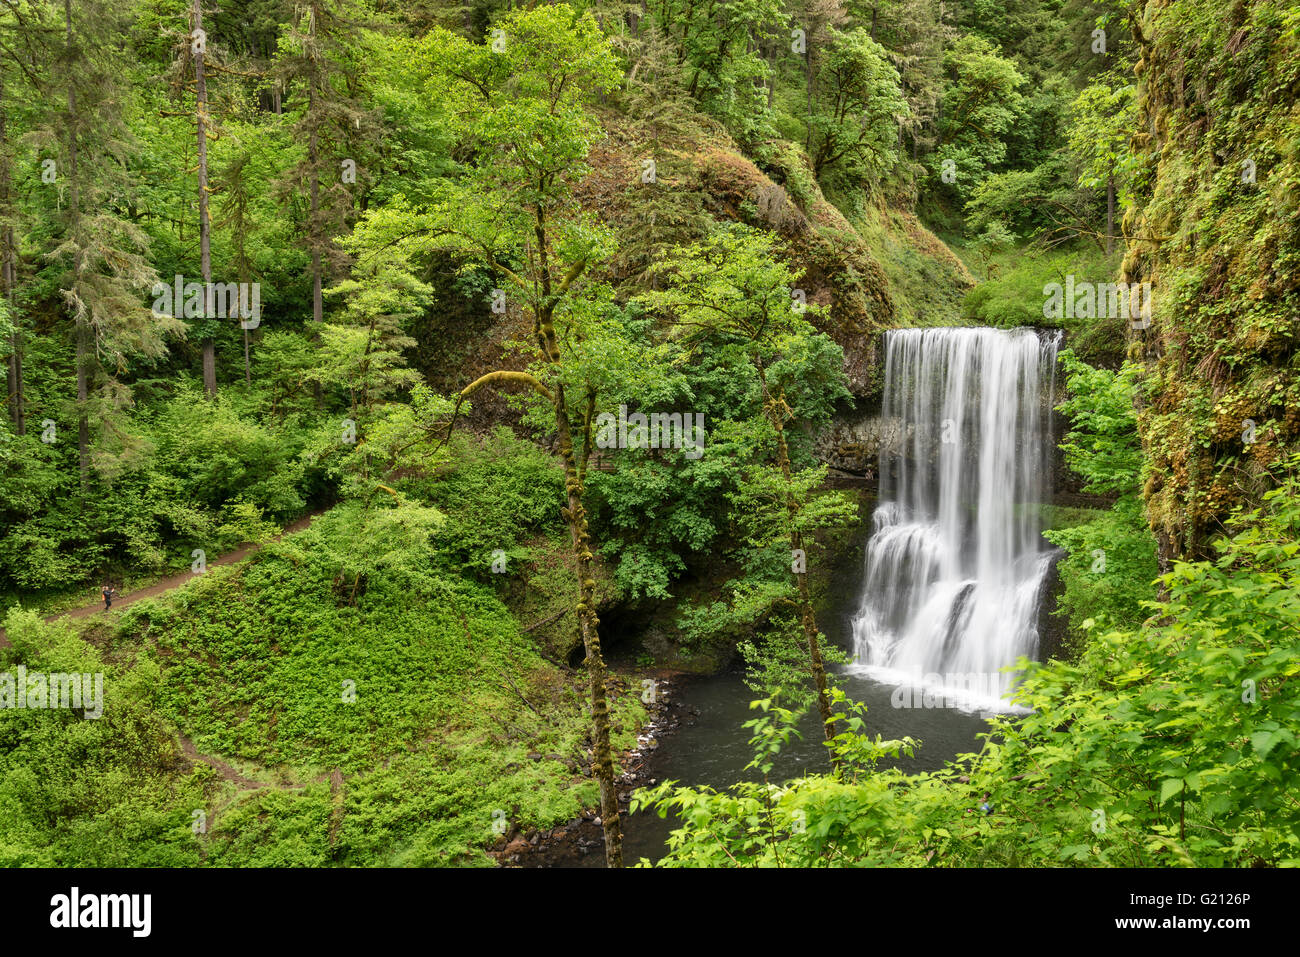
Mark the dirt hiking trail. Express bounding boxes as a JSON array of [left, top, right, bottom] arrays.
[[0, 509, 326, 648]]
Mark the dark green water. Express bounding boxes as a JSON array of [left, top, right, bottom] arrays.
[[621, 656, 993, 865], [574, 489, 1011, 867]]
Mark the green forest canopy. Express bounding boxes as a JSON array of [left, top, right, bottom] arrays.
[[0, 0, 1296, 868]]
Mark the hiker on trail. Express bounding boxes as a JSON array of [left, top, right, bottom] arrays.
[[979, 792, 993, 815], [102, 585, 117, 612]]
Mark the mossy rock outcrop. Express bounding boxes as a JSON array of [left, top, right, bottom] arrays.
[[581, 114, 970, 398], [1123, 0, 1300, 564]]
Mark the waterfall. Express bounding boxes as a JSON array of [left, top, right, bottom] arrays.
[[850, 327, 1061, 713]]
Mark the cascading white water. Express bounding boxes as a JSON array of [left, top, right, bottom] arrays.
[[850, 327, 1061, 713]]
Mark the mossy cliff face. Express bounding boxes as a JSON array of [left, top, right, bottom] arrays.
[[424, 108, 972, 424], [579, 114, 971, 399], [431, 109, 971, 495], [1123, 0, 1300, 565]]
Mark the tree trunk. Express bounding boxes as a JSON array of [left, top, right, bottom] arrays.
[[552, 383, 623, 868], [306, 10, 323, 407], [537, 279, 621, 865], [1106, 172, 1115, 256], [532, 222, 621, 861], [0, 74, 22, 436], [760, 366, 836, 747], [792, 525, 835, 743], [804, 44, 814, 155], [76, 324, 90, 485], [194, 0, 216, 396], [308, 15, 323, 326], [3, 226, 19, 436], [65, 0, 88, 486]]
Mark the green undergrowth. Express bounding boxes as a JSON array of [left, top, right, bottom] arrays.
[[960, 243, 1127, 365], [641, 463, 1300, 867], [0, 438, 647, 866], [0, 379, 331, 599], [848, 204, 974, 326]]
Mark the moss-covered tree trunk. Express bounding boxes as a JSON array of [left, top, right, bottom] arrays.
[[64, 0, 89, 487], [193, 0, 216, 396], [552, 382, 623, 868], [758, 362, 836, 746], [426, 7, 625, 863], [1105, 172, 1115, 257], [532, 256, 623, 864], [452, 296, 623, 867], [1, 76, 22, 436], [307, 10, 323, 326]]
